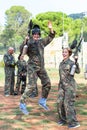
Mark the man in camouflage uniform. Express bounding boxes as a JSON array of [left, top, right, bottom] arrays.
[[3, 47, 15, 96], [57, 47, 80, 128], [14, 54, 27, 95], [19, 21, 55, 114]]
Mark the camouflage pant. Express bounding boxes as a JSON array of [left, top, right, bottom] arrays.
[[16, 75, 26, 94], [20, 65, 51, 103], [57, 83, 78, 125], [4, 67, 15, 95], [29, 82, 38, 97]]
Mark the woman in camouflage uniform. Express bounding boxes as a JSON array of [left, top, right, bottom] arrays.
[[57, 47, 80, 128]]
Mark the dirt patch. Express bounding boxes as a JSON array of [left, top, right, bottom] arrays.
[[0, 85, 87, 130]]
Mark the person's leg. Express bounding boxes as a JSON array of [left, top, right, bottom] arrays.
[[34, 74, 38, 96], [4, 68, 11, 96], [64, 88, 80, 128], [21, 75, 26, 94], [38, 68, 51, 110], [29, 73, 38, 98], [57, 86, 66, 125], [14, 75, 21, 95], [19, 65, 37, 114], [10, 69, 15, 95]]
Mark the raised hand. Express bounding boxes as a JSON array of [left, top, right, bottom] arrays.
[[48, 21, 53, 33]]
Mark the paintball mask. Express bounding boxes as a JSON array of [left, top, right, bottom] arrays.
[[32, 24, 41, 35]]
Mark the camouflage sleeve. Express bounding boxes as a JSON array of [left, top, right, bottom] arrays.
[[3, 54, 12, 66], [42, 31, 55, 47], [11, 57, 15, 66]]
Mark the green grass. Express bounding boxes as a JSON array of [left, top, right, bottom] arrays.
[[0, 104, 4, 107], [0, 124, 12, 130]]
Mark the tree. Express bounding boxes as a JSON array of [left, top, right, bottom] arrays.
[[35, 11, 76, 40], [1, 9, 87, 53], [1, 6, 32, 50]]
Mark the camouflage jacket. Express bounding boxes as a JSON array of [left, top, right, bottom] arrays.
[[59, 58, 80, 84], [3, 53, 15, 68], [26, 32, 55, 69], [16, 60, 27, 76]]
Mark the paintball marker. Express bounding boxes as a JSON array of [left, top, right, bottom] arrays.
[[70, 35, 83, 63], [28, 19, 33, 36], [20, 19, 33, 55]]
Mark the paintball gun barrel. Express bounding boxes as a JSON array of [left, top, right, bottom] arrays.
[[28, 19, 33, 36], [70, 34, 83, 64], [20, 19, 33, 55], [70, 35, 83, 57]]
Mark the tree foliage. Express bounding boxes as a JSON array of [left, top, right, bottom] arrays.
[[1, 6, 32, 50], [0, 6, 87, 53], [35, 12, 68, 37]]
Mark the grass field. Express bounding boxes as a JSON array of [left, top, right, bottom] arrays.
[[0, 67, 87, 130]]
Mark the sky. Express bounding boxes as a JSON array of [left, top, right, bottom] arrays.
[[0, 0, 87, 26]]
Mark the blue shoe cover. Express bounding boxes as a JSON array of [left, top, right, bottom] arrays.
[[19, 103, 29, 115], [39, 98, 49, 111]]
